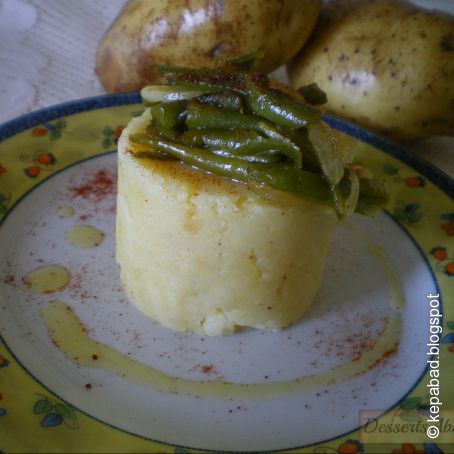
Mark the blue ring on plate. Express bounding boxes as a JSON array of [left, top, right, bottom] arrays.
[[0, 94, 451, 453], [0, 93, 141, 141]]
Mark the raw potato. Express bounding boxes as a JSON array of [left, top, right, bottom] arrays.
[[116, 111, 338, 336], [96, 0, 322, 93], [288, 0, 454, 142]]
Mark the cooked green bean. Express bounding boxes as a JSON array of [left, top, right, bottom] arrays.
[[129, 133, 174, 160], [149, 101, 187, 129], [181, 129, 298, 159], [331, 168, 359, 219], [244, 77, 320, 128], [281, 127, 319, 170], [226, 50, 264, 71], [154, 64, 246, 92], [129, 134, 331, 204], [194, 92, 242, 111], [307, 123, 345, 186], [145, 124, 180, 142], [356, 178, 389, 216], [185, 102, 302, 167], [208, 149, 283, 164], [131, 132, 388, 215], [298, 83, 328, 106]]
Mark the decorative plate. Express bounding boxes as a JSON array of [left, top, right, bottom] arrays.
[[0, 94, 453, 454]]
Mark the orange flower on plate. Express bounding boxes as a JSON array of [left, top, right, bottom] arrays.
[[32, 126, 47, 137], [441, 221, 454, 236], [35, 152, 56, 166], [445, 261, 454, 276], [392, 443, 424, 454], [24, 166, 41, 178], [337, 440, 364, 453], [113, 125, 124, 140]]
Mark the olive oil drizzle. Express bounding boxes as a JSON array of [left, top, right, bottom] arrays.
[[64, 225, 105, 248], [41, 304, 400, 400], [24, 265, 71, 294]]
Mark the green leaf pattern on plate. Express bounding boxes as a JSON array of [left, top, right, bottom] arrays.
[[33, 394, 79, 429]]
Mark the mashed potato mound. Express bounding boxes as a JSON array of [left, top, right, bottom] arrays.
[[116, 111, 337, 335]]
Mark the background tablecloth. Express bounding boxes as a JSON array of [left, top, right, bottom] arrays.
[[0, 0, 452, 176]]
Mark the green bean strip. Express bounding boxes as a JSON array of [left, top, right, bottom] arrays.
[[281, 127, 319, 170], [194, 92, 242, 111], [185, 102, 302, 167], [154, 64, 247, 92], [181, 129, 297, 158], [128, 133, 174, 160], [247, 165, 333, 205], [298, 83, 328, 106], [208, 149, 282, 164], [244, 78, 320, 128], [145, 124, 180, 142], [307, 122, 345, 187], [139, 130, 279, 164], [149, 101, 187, 129], [331, 168, 360, 219], [225, 50, 264, 71], [129, 134, 331, 204], [356, 178, 389, 216]]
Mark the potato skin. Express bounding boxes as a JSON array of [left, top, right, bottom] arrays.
[[288, 0, 454, 142], [96, 0, 322, 93]]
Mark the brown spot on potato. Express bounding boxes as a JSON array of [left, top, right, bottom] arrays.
[[440, 34, 454, 52], [208, 42, 226, 58]]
